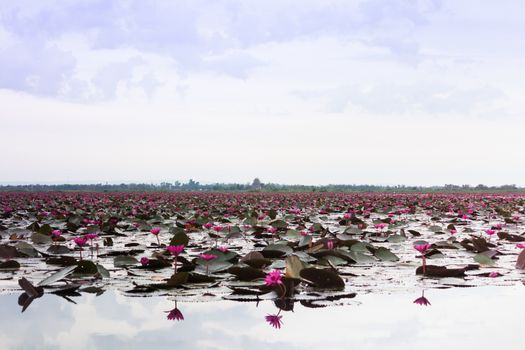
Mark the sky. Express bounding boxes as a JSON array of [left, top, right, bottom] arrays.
[[1, 0, 524, 186]]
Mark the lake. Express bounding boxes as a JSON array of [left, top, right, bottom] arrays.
[[1, 284, 523, 350]]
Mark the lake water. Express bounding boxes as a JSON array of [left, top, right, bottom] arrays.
[[1, 284, 523, 350]]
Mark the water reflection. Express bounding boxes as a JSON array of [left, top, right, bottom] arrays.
[[265, 312, 283, 329], [165, 301, 184, 321], [413, 290, 431, 306], [17, 277, 44, 312], [2, 285, 525, 349]]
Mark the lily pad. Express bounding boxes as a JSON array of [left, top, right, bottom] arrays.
[[39, 265, 77, 286], [300, 268, 345, 290]]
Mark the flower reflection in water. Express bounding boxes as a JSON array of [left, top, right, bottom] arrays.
[[265, 313, 283, 329], [264, 299, 290, 329], [413, 290, 431, 306], [165, 301, 184, 321]]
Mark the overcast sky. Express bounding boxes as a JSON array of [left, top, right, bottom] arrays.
[[1, 0, 524, 186]]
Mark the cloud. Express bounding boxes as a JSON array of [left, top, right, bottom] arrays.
[[296, 82, 505, 115], [0, 0, 441, 99]]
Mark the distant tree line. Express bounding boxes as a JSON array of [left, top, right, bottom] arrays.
[[0, 179, 523, 193]]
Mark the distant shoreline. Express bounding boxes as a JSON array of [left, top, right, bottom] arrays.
[[0, 183, 522, 193]]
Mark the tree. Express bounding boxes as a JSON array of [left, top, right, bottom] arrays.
[[251, 178, 262, 190]]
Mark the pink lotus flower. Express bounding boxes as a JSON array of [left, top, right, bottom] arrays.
[[516, 243, 525, 249], [343, 213, 352, 220], [150, 227, 161, 245], [140, 257, 149, 266], [167, 245, 185, 256], [449, 229, 457, 235], [266, 227, 277, 234], [327, 240, 334, 250], [165, 307, 184, 321], [73, 237, 87, 247], [299, 231, 309, 236], [264, 270, 283, 286], [218, 246, 229, 253], [167, 245, 185, 273], [488, 271, 500, 278], [73, 236, 88, 260], [51, 230, 61, 238], [414, 244, 432, 255], [203, 222, 213, 230], [265, 314, 283, 329], [415, 244, 431, 274], [374, 223, 387, 230], [200, 253, 218, 275], [85, 233, 98, 241], [484, 229, 496, 236], [212, 225, 223, 233], [199, 254, 217, 261]]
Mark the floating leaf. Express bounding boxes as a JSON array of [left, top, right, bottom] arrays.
[[19, 277, 44, 298], [166, 272, 189, 286], [270, 220, 287, 229], [114, 255, 139, 267], [39, 265, 77, 286], [347, 251, 375, 263], [170, 232, 189, 246], [195, 261, 233, 274], [285, 255, 306, 278], [0, 260, 20, 270], [473, 253, 495, 266], [387, 234, 406, 243], [0, 245, 17, 259], [47, 245, 71, 254], [31, 232, 52, 244], [75, 260, 98, 275], [228, 266, 266, 281], [516, 249, 525, 269], [96, 264, 110, 278], [416, 265, 467, 277], [373, 247, 399, 262], [300, 268, 345, 290], [16, 242, 39, 257]]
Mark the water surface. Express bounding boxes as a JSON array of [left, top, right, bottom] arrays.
[[1, 284, 523, 350]]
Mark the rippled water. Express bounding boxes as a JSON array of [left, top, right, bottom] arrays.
[[1, 284, 524, 350]]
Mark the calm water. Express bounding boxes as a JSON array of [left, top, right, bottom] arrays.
[[0, 284, 523, 350]]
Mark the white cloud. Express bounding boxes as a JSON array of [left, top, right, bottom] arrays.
[[1, 1, 525, 185]]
